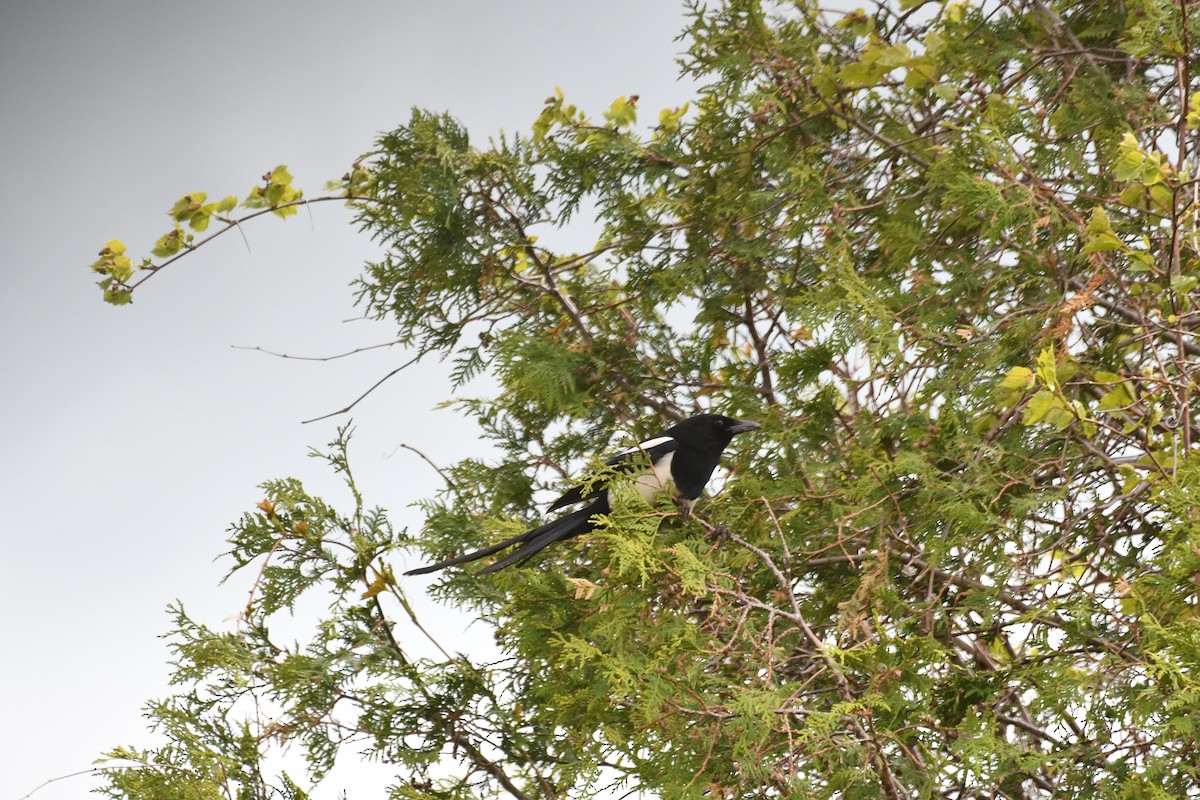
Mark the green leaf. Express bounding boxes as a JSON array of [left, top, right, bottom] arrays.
[[873, 43, 911, 68], [151, 225, 185, 258], [1127, 250, 1155, 271], [603, 96, 637, 127], [998, 366, 1033, 390], [1035, 346, 1058, 391], [923, 30, 946, 58], [1022, 389, 1056, 425], [1119, 465, 1142, 494], [90, 241, 134, 276], [657, 102, 689, 134], [1097, 383, 1134, 412], [1138, 151, 1165, 185], [1085, 206, 1113, 235], [109, 254, 133, 282], [840, 42, 912, 87], [1083, 232, 1123, 253], [1119, 183, 1145, 207], [1049, 400, 1081, 430], [168, 192, 207, 221], [103, 287, 133, 305], [834, 8, 872, 35], [1149, 183, 1173, 212], [1113, 133, 1145, 182], [904, 56, 938, 90], [244, 185, 267, 209], [931, 83, 957, 102], [838, 61, 882, 87], [189, 211, 212, 233], [1169, 274, 1197, 296]]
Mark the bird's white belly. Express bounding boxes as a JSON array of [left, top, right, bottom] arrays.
[[634, 451, 674, 503]]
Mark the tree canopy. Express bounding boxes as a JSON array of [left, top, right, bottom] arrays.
[[94, 1, 1200, 798]]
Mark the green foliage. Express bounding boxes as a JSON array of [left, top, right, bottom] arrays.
[[96, 1, 1200, 798], [243, 165, 303, 218], [88, 163, 355, 305]]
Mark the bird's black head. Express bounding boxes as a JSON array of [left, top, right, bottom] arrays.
[[669, 413, 760, 451]]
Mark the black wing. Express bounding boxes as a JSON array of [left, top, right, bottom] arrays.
[[547, 435, 678, 512]]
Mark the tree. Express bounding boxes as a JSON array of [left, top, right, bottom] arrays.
[[93, 1, 1200, 797]]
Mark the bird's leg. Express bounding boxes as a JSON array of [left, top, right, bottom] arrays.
[[675, 495, 697, 517]]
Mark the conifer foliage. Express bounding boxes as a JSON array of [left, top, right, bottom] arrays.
[[96, 1, 1200, 797]]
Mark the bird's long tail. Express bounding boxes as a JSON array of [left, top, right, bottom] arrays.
[[404, 501, 605, 576]]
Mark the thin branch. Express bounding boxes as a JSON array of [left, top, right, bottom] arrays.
[[447, 731, 540, 800], [389, 442, 458, 491], [125, 194, 374, 293], [301, 351, 422, 424], [18, 767, 106, 800], [743, 297, 779, 406], [232, 339, 407, 362], [715, 524, 910, 800]]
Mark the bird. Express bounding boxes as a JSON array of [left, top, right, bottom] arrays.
[[404, 414, 760, 576]]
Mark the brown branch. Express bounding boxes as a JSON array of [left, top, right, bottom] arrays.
[[1173, 0, 1193, 450], [392, 442, 458, 491], [1071, 275, 1200, 358], [502, 206, 685, 422], [19, 768, 116, 800], [301, 351, 422, 423], [125, 194, 374, 293], [232, 339, 406, 361], [1029, 0, 1104, 75], [888, 538, 1140, 664], [368, 565, 539, 799], [744, 298, 779, 405], [446, 732, 541, 800], [716, 524, 910, 800]]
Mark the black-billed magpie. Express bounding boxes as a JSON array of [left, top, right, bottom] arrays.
[[405, 414, 759, 576]]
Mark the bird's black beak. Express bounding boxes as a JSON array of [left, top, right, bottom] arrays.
[[727, 419, 761, 435]]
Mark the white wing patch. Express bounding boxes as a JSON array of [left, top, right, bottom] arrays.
[[612, 436, 675, 459], [634, 450, 675, 504]]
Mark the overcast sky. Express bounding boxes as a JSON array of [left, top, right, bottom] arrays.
[[0, 2, 694, 796]]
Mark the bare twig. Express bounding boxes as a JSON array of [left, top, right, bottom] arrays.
[[232, 339, 406, 362], [301, 352, 422, 424]]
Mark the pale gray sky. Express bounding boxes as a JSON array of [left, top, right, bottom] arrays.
[[0, 2, 693, 796]]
